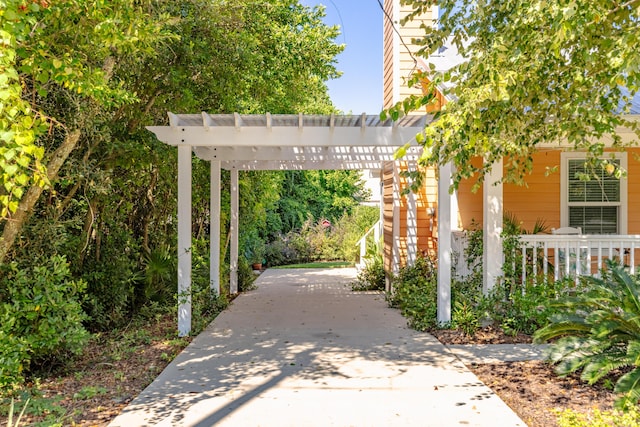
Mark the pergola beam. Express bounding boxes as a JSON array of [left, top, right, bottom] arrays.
[[148, 126, 425, 148]]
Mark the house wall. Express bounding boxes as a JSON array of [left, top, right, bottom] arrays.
[[456, 148, 640, 234], [457, 152, 567, 231], [382, 0, 436, 109], [382, 0, 395, 109], [624, 148, 640, 234], [383, 162, 395, 283]]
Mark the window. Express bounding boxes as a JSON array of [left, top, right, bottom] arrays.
[[561, 153, 627, 234]]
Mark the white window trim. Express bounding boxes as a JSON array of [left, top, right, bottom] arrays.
[[560, 152, 628, 234]]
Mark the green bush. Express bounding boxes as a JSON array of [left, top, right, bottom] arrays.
[[452, 299, 480, 337], [478, 276, 572, 336], [387, 256, 438, 331], [265, 207, 380, 267], [351, 253, 385, 291], [535, 261, 640, 408], [0, 256, 89, 392], [190, 274, 229, 334]]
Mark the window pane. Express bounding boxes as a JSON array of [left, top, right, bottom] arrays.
[[569, 206, 618, 234], [568, 159, 620, 203]]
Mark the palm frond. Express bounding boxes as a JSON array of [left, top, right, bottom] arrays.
[[615, 368, 640, 409]]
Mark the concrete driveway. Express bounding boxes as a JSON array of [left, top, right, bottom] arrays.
[[109, 268, 525, 427]]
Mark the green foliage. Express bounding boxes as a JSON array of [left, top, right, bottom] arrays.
[[452, 299, 480, 337], [274, 171, 369, 235], [274, 261, 352, 269], [556, 405, 640, 427], [5, 397, 29, 427], [481, 277, 571, 336], [0, 256, 89, 392], [395, 0, 639, 189], [0, 0, 172, 218], [72, 386, 107, 401], [534, 262, 640, 408], [387, 256, 439, 331], [352, 253, 385, 292], [266, 206, 379, 267]]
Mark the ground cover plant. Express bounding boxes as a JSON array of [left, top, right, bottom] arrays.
[[534, 261, 640, 409]]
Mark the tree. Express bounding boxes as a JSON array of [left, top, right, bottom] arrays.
[[274, 170, 369, 235], [1, 0, 345, 329], [0, 0, 171, 263], [393, 0, 640, 189]]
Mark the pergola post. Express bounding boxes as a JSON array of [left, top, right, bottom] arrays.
[[210, 160, 221, 295], [483, 158, 503, 293], [230, 167, 239, 294], [177, 145, 192, 337], [392, 163, 401, 274], [437, 162, 453, 324], [406, 160, 418, 266]]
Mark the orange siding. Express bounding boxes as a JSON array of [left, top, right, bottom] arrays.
[[382, 0, 395, 109], [382, 1, 437, 108], [625, 148, 640, 234], [456, 153, 563, 230], [504, 151, 562, 231], [419, 76, 447, 113], [456, 157, 484, 229]]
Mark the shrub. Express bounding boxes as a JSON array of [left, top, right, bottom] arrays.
[[534, 261, 640, 408], [387, 256, 438, 331], [190, 273, 229, 334], [351, 253, 385, 291], [0, 256, 89, 392], [479, 276, 572, 336], [265, 207, 380, 267]]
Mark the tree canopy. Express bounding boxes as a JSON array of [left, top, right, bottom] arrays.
[[393, 0, 640, 189]]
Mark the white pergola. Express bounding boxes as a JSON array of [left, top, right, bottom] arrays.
[[148, 112, 449, 336]]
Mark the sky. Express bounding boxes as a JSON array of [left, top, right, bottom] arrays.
[[301, 0, 384, 114]]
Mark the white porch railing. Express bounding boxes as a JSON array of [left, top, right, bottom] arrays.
[[517, 235, 640, 283], [452, 231, 479, 279], [452, 232, 640, 284], [355, 220, 382, 269]]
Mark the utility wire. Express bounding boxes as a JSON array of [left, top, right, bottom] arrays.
[[327, 0, 347, 45], [376, 0, 419, 69]]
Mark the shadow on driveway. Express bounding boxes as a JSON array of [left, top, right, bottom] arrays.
[[109, 268, 524, 427]]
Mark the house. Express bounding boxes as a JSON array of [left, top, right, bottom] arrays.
[[148, 2, 638, 335], [380, 1, 640, 323]]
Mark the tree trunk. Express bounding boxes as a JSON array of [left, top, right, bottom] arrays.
[[0, 129, 82, 264]]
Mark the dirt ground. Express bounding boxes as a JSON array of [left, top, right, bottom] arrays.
[[1, 322, 620, 426], [433, 326, 619, 427]]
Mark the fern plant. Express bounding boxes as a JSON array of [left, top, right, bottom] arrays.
[[534, 261, 640, 408]]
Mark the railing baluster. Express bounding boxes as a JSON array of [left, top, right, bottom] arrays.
[[554, 244, 559, 282], [543, 241, 548, 282], [521, 243, 526, 285], [597, 241, 602, 272], [565, 241, 570, 278], [532, 241, 537, 280]]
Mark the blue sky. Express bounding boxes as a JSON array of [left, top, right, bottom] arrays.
[[301, 0, 383, 114]]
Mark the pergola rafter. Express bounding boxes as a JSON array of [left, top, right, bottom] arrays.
[[147, 112, 430, 336]]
